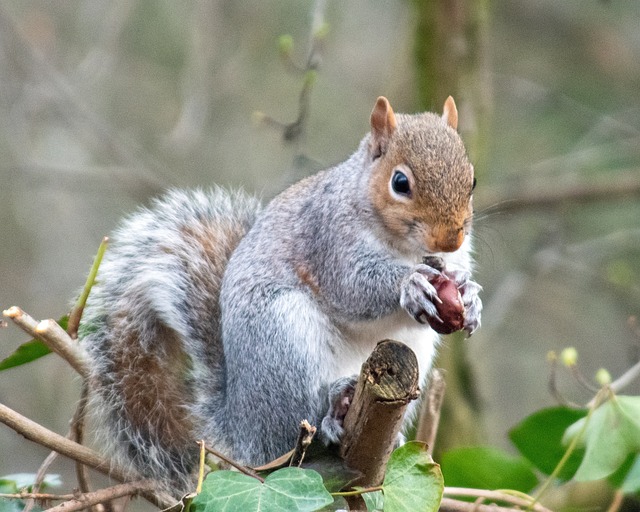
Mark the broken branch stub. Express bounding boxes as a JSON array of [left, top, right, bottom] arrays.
[[340, 339, 420, 487]]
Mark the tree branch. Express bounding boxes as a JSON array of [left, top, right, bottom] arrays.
[[3, 307, 89, 378], [416, 368, 446, 455], [46, 481, 156, 512], [477, 169, 640, 213], [443, 487, 553, 512], [0, 402, 173, 509], [340, 339, 420, 487]]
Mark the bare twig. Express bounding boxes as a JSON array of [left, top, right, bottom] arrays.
[[0, 402, 175, 509], [46, 480, 156, 512], [0, 402, 121, 479], [0, 492, 76, 501], [72, 384, 94, 495], [609, 359, 640, 395], [289, 419, 317, 467], [606, 490, 624, 512], [3, 307, 89, 378], [22, 384, 93, 512], [440, 497, 531, 512], [203, 444, 264, 483], [416, 368, 446, 455], [444, 487, 553, 512], [477, 169, 640, 213], [22, 450, 60, 512], [257, 0, 327, 144]]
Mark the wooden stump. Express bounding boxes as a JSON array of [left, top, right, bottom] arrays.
[[339, 339, 420, 488]]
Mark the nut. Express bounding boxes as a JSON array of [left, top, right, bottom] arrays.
[[429, 275, 465, 334]]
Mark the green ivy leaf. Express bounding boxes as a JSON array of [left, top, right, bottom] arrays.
[[509, 406, 587, 480], [563, 396, 640, 482], [0, 340, 51, 372], [192, 468, 333, 512], [441, 446, 538, 493], [621, 455, 640, 495], [382, 441, 443, 512], [0, 316, 68, 371], [361, 489, 383, 511]]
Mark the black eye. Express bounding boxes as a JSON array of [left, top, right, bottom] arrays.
[[472, 177, 477, 191], [391, 170, 411, 196]]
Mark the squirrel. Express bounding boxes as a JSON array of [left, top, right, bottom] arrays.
[[80, 96, 482, 495]]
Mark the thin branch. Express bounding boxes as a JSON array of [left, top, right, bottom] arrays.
[[46, 480, 156, 512], [477, 169, 640, 213], [0, 402, 120, 479], [73, 384, 94, 495], [439, 497, 528, 512], [22, 450, 60, 512], [416, 368, 446, 455], [0, 492, 76, 501], [23, 384, 92, 512], [609, 359, 640, 395], [444, 487, 552, 512], [203, 443, 264, 483], [3, 307, 89, 378], [0, 402, 174, 509]]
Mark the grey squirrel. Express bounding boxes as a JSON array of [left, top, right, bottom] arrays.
[[80, 96, 482, 495]]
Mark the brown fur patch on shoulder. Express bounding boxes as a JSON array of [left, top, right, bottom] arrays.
[[295, 262, 321, 296]]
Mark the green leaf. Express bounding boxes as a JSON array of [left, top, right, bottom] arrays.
[[0, 316, 68, 371], [441, 446, 538, 493], [0, 498, 23, 512], [563, 396, 640, 482], [361, 489, 383, 511], [192, 468, 333, 512], [0, 474, 61, 490], [382, 441, 443, 512], [621, 455, 640, 495], [0, 340, 51, 371], [509, 406, 587, 480]]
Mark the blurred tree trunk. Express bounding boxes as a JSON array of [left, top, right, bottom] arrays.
[[412, 0, 492, 457]]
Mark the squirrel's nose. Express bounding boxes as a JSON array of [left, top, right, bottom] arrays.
[[427, 226, 464, 253]]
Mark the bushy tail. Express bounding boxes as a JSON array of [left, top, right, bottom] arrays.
[[80, 188, 261, 494]]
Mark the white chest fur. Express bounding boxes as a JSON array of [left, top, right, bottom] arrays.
[[332, 310, 440, 387]]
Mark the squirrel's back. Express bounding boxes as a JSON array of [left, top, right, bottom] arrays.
[[81, 188, 261, 492]]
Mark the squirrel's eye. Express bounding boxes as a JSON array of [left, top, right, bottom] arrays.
[[391, 170, 411, 196], [472, 177, 477, 191]]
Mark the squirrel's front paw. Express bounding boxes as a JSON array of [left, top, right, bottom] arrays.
[[400, 264, 443, 325], [320, 376, 357, 445], [446, 269, 482, 336]]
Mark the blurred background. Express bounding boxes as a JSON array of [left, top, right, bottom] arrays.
[[0, 0, 639, 507]]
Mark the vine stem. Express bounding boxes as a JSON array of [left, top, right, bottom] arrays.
[[332, 486, 383, 497], [67, 236, 109, 338]]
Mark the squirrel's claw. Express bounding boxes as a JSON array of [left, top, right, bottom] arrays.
[[400, 266, 444, 324], [456, 276, 482, 337]]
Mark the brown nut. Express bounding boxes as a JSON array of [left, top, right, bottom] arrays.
[[429, 275, 465, 334]]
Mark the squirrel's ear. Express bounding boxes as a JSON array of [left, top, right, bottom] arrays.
[[442, 96, 458, 131], [370, 96, 397, 158]]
